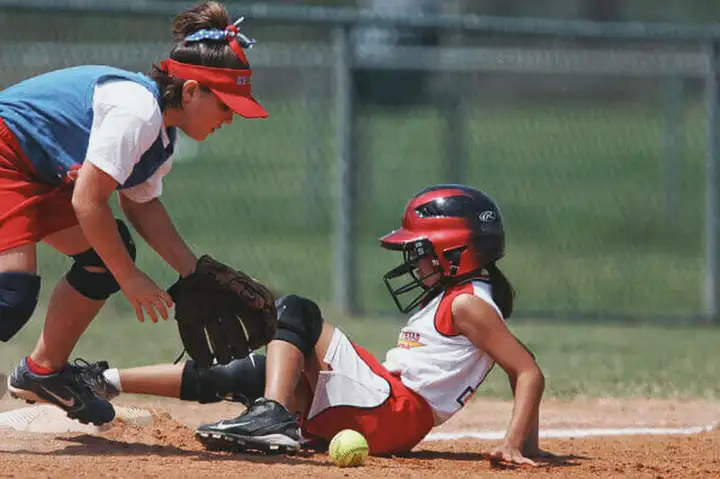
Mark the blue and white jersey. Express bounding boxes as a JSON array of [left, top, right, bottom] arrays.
[[0, 65, 176, 202]]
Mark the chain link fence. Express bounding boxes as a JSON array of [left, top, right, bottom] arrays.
[[0, 2, 717, 322]]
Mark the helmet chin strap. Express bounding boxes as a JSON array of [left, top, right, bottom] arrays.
[[442, 245, 466, 276], [446, 267, 491, 286]]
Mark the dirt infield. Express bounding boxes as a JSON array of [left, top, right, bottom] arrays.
[[0, 397, 718, 478]]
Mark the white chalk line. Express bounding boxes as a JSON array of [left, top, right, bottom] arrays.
[[1, 377, 716, 441], [423, 423, 718, 442]]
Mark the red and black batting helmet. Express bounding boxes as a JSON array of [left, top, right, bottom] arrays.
[[380, 184, 505, 313]]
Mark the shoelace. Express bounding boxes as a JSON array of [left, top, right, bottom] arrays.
[[72, 358, 106, 373], [71, 358, 112, 391]]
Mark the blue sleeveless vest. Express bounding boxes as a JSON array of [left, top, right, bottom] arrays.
[[0, 65, 176, 188]]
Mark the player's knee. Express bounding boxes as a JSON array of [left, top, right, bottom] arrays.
[[180, 354, 267, 404], [66, 219, 136, 300], [0, 272, 41, 342], [274, 294, 324, 358]]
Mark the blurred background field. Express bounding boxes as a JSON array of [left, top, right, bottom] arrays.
[[24, 101, 710, 317], [3, 309, 720, 400], [0, 0, 719, 400]]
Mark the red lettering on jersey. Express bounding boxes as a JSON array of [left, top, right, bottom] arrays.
[[397, 331, 424, 349], [400, 331, 421, 342]]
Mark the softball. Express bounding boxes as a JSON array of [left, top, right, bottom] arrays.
[[328, 429, 369, 467]]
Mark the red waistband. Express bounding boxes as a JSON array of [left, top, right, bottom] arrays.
[[0, 117, 16, 143], [0, 117, 37, 173]]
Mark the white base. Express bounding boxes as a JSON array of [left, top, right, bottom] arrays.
[[0, 404, 153, 434]]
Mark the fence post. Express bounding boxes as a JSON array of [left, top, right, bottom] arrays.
[[444, 91, 468, 183], [442, 0, 468, 184], [332, 26, 358, 316], [705, 41, 720, 323], [303, 68, 327, 228], [663, 74, 684, 220]]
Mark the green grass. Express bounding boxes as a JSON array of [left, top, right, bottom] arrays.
[[3, 311, 719, 400]]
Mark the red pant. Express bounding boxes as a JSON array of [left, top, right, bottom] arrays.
[[301, 332, 435, 455], [0, 118, 77, 253]]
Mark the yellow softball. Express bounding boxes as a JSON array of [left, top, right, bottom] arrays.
[[328, 429, 369, 467]]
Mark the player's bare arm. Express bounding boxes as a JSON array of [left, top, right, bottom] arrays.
[[118, 194, 197, 278], [72, 162, 136, 284], [73, 162, 173, 324], [452, 293, 545, 465]]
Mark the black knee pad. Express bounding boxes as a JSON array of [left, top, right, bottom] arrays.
[[180, 354, 266, 404], [0, 272, 41, 342], [274, 294, 324, 358], [66, 219, 136, 300]]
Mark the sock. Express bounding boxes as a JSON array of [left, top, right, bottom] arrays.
[[102, 368, 122, 392], [26, 356, 56, 375]]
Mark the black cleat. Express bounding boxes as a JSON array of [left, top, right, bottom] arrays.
[[69, 358, 120, 401], [195, 398, 301, 454], [7, 357, 115, 426]]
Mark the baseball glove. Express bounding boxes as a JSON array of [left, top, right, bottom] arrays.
[[168, 255, 277, 368]]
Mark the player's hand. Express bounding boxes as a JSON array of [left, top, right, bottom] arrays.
[[489, 443, 539, 467], [120, 268, 174, 323]]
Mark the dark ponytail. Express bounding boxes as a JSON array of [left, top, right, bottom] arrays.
[[486, 262, 514, 319], [150, 1, 251, 108]]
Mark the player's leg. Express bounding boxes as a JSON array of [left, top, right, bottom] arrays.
[[71, 295, 326, 406], [196, 313, 435, 455], [1, 244, 115, 425], [83, 355, 267, 404], [65, 294, 326, 436], [113, 363, 185, 399], [0, 243, 40, 342], [28, 225, 109, 370], [195, 294, 330, 452], [7, 222, 133, 426], [264, 320, 334, 407], [0, 149, 42, 343], [0, 122, 111, 424]]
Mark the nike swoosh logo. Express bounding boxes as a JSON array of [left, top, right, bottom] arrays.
[[207, 420, 251, 431], [39, 386, 77, 408]]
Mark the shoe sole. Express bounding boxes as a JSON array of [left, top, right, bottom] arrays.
[[195, 430, 300, 455], [7, 377, 113, 427]]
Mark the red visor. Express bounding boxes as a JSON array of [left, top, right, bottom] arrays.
[[159, 59, 268, 119]]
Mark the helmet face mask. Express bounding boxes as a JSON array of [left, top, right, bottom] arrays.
[[382, 239, 444, 314], [380, 184, 506, 314]]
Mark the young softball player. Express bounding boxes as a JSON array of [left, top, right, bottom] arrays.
[[79, 184, 547, 465], [0, 1, 266, 426]]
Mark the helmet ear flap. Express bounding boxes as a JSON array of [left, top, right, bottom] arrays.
[[442, 245, 467, 276]]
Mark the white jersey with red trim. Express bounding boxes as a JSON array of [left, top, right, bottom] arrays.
[[382, 280, 501, 425]]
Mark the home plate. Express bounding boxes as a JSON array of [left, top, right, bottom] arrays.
[[0, 404, 153, 434]]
